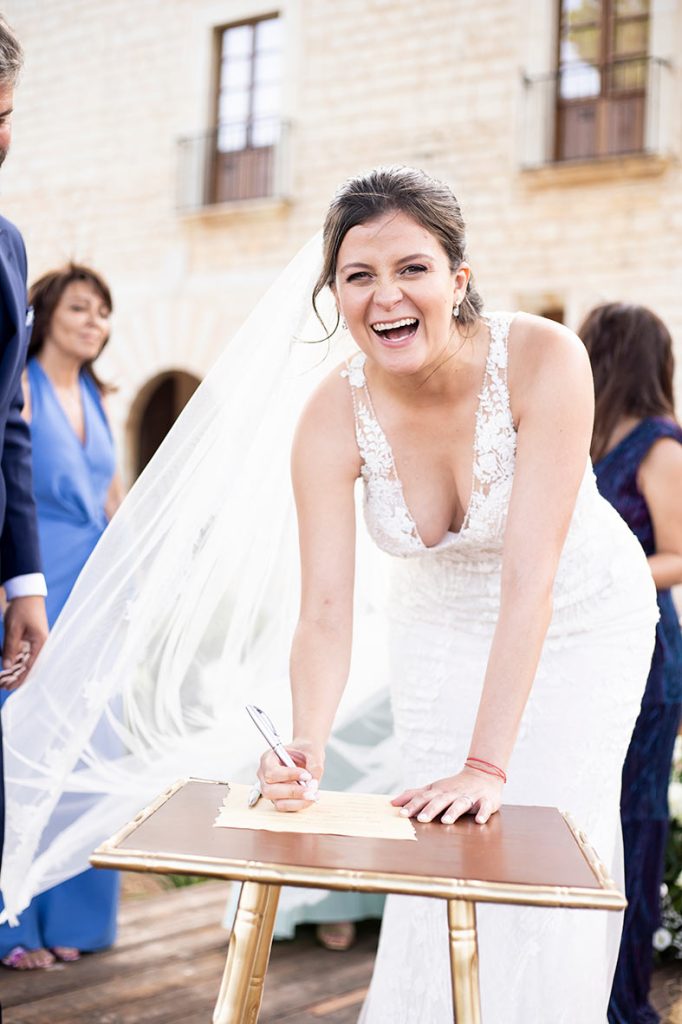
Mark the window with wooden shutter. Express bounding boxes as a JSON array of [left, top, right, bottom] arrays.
[[211, 14, 282, 202], [556, 0, 650, 161]]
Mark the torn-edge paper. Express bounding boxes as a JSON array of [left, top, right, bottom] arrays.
[[214, 783, 416, 841]]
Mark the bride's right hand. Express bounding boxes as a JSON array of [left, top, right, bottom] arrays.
[[257, 742, 324, 812]]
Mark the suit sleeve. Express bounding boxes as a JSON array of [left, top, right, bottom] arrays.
[[0, 373, 42, 582]]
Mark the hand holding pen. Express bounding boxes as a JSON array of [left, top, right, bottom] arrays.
[[246, 704, 321, 810]]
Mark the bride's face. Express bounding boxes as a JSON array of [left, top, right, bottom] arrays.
[[333, 210, 469, 377]]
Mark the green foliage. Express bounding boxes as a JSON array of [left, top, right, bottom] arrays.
[[166, 873, 208, 888]]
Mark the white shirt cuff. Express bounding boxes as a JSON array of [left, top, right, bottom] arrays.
[[4, 573, 48, 599]]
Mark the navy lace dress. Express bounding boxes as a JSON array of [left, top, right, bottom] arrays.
[[595, 417, 682, 1024]]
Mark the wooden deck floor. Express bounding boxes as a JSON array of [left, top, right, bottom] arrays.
[[1, 878, 681, 1023]]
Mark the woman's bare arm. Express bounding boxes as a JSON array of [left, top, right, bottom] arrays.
[[467, 315, 594, 769], [20, 371, 31, 423], [395, 314, 594, 825], [258, 371, 360, 811], [100, 393, 125, 519], [104, 470, 125, 520], [638, 437, 682, 589]]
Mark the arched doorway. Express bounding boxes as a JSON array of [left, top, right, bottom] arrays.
[[130, 370, 201, 478]]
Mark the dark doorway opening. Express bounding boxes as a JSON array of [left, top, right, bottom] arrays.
[[132, 370, 201, 478]]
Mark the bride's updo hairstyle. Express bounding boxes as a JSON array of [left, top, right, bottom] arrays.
[[313, 165, 483, 336]]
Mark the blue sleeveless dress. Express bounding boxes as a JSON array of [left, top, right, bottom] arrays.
[[0, 358, 119, 956], [595, 417, 682, 1024]]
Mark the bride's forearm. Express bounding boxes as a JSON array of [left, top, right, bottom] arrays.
[[468, 590, 554, 770], [289, 615, 353, 751]]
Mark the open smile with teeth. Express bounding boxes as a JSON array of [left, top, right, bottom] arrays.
[[370, 317, 419, 343]]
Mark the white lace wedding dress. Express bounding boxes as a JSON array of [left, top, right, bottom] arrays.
[[343, 313, 658, 1024]]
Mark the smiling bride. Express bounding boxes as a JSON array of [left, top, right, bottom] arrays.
[[255, 166, 658, 1022], [0, 166, 659, 1022]]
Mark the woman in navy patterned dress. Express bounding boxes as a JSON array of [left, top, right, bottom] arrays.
[[582, 303, 682, 1024]]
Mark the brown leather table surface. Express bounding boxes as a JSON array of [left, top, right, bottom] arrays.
[[114, 779, 598, 891]]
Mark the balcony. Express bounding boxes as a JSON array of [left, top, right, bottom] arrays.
[[520, 56, 672, 170], [177, 118, 290, 212]]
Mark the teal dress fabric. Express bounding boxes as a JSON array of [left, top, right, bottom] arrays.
[[0, 358, 119, 956]]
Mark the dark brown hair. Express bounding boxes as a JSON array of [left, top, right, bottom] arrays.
[[313, 165, 483, 336], [0, 15, 23, 86], [579, 302, 677, 463], [28, 263, 114, 393]]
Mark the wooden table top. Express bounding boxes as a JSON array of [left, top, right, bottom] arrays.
[[91, 778, 624, 910]]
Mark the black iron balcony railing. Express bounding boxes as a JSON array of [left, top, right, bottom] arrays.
[[177, 118, 290, 211], [520, 56, 671, 168]]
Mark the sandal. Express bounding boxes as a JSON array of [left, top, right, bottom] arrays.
[[1, 945, 55, 969], [315, 921, 357, 952], [51, 946, 81, 962]]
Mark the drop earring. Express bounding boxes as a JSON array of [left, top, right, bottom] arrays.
[[452, 304, 460, 319], [340, 316, 347, 330]]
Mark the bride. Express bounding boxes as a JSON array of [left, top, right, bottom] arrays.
[[256, 166, 658, 1022], [1, 166, 656, 1022]]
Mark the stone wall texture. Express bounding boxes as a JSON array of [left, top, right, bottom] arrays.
[[1, 0, 680, 477]]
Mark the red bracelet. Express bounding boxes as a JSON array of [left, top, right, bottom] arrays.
[[465, 756, 507, 784]]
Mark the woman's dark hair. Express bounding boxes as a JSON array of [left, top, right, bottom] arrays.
[[579, 302, 676, 463], [28, 263, 114, 393], [313, 166, 484, 335]]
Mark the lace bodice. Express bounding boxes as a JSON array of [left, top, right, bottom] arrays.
[[342, 311, 647, 634], [344, 320, 658, 1024], [342, 312, 516, 559]]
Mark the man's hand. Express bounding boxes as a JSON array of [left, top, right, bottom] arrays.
[[2, 595, 48, 689]]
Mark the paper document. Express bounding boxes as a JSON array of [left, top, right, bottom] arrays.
[[214, 783, 416, 841]]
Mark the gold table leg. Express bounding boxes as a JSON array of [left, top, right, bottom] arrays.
[[447, 898, 482, 1024], [213, 881, 281, 1024]]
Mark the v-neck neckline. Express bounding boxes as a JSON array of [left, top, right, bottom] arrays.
[[356, 314, 497, 549], [34, 359, 89, 451]]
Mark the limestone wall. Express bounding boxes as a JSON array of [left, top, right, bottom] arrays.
[[1, 0, 680, 476]]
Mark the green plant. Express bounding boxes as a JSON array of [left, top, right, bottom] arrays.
[[166, 873, 208, 888]]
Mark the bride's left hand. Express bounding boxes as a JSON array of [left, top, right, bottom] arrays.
[[391, 769, 504, 826]]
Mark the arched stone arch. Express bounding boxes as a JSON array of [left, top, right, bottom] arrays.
[[127, 369, 201, 478]]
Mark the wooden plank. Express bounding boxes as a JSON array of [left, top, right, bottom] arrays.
[[2, 951, 228, 1024], [1, 921, 226, 1007], [2, 877, 678, 1024], [117, 879, 231, 930], [259, 928, 378, 1022], [271, 1004, 367, 1024], [309, 987, 369, 1016], [1, 883, 230, 1006]]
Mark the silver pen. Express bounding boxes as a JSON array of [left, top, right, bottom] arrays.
[[245, 704, 310, 807], [247, 779, 263, 808]]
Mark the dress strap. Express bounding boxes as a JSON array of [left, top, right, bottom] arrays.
[[482, 312, 514, 381], [476, 312, 515, 432], [465, 313, 518, 524], [341, 351, 370, 441], [629, 417, 682, 466], [340, 351, 404, 485]]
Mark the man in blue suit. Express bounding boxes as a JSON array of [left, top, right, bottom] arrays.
[[0, 16, 48, 867]]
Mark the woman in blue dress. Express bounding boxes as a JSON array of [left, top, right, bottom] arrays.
[[0, 264, 122, 970], [581, 303, 682, 1024]]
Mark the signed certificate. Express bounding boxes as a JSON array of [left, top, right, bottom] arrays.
[[214, 784, 417, 841]]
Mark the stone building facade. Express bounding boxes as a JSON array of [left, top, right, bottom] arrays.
[[1, 0, 680, 478]]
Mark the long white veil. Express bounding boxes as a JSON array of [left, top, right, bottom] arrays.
[[0, 234, 398, 924]]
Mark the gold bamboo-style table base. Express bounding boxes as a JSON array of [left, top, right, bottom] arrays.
[[92, 779, 625, 1024], [213, 881, 281, 1024], [213, 882, 483, 1024]]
